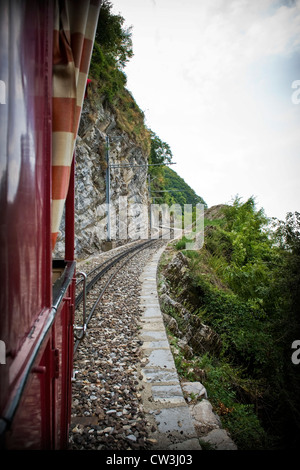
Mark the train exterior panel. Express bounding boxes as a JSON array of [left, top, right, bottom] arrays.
[[0, 0, 101, 449]]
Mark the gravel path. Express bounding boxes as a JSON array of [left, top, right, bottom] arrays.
[[69, 241, 166, 450]]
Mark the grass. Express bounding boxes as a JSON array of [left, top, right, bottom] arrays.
[[167, 331, 269, 449]]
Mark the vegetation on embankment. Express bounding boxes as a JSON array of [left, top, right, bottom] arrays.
[[159, 198, 300, 450], [88, 1, 150, 153]]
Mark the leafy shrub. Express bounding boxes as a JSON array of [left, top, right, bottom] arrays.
[[168, 199, 300, 448], [221, 403, 269, 450], [172, 349, 268, 449], [195, 356, 268, 449], [198, 285, 275, 371], [175, 236, 192, 251]]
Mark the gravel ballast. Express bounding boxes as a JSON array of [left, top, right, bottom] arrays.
[[69, 241, 165, 450]]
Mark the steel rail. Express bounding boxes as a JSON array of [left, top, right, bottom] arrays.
[[75, 240, 154, 307], [73, 239, 157, 354], [0, 261, 76, 437]]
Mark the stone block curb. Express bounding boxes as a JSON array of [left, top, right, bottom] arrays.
[[138, 245, 202, 450]]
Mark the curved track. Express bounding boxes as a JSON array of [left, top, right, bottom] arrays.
[[73, 239, 157, 353], [69, 239, 166, 450]]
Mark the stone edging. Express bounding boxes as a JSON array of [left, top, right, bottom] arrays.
[[138, 245, 201, 450], [138, 243, 237, 451]]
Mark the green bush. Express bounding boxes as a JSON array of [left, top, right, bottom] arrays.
[[172, 351, 268, 450], [175, 236, 192, 251], [167, 199, 300, 448], [195, 356, 269, 449], [90, 42, 127, 104], [198, 285, 275, 373], [222, 403, 269, 450]]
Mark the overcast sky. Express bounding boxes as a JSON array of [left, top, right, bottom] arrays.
[[111, 0, 300, 220]]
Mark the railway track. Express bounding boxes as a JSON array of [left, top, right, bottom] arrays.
[[73, 239, 158, 353], [69, 239, 167, 450]]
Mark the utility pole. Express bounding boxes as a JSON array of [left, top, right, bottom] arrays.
[[148, 174, 152, 232], [105, 141, 176, 245], [105, 136, 111, 241]]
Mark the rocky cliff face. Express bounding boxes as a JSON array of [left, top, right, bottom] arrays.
[[159, 250, 222, 358], [54, 95, 150, 260]]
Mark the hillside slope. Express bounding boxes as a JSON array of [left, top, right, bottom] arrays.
[[158, 200, 300, 450], [162, 167, 206, 207]]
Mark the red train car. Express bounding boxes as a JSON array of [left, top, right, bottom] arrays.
[[0, 0, 101, 449]]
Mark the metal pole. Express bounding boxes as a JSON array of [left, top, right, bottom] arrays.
[[109, 162, 176, 168], [105, 136, 111, 241], [65, 152, 75, 261], [148, 174, 152, 233]]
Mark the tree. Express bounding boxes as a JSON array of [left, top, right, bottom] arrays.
[[193, 200, 300, 447], [95, 1, 133, 68], [149, 131, 173, 166], [212, 196, 276, 301], [147, 131, 173, 204]]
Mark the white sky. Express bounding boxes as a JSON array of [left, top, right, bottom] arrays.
[[111, 0, 300, 220]]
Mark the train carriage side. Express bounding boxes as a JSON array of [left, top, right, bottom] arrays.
[[0, 0, 101, 449]]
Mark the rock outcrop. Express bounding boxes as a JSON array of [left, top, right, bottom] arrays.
[[158, 248, 237, 450], [160, 251, 222, 358], [54, 95, 150, 260]]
